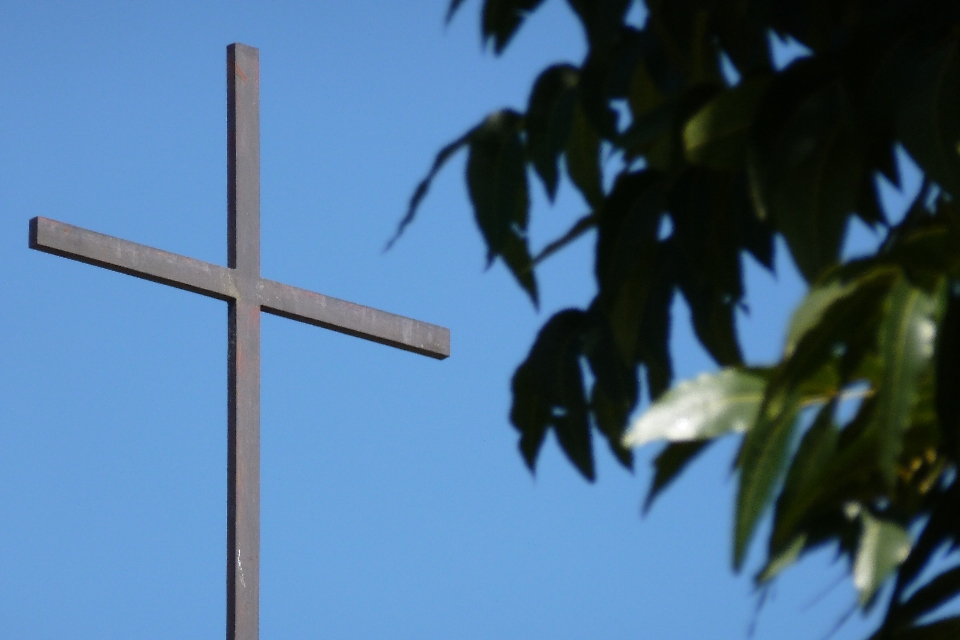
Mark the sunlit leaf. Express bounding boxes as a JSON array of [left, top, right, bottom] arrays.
[[873, 278, 940, 484], [623, 367, 769, 448], [854, 509, 911, 605]]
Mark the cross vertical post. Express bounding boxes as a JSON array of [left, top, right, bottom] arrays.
[[28, 43, 449, 640], [227, 43, 261, 640]]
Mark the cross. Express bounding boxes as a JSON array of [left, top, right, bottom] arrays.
[[28, 43, 449, 640]]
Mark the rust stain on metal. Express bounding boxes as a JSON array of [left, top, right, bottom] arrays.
[[235, 62, 248, 82]]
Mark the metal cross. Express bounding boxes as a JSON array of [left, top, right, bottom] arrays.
[[28, 43, 449, 640]]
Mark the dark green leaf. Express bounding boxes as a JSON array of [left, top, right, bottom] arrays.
[[896, 566, 960, 629], [594, 170, 665, 359], [532, 213, 596, 268], [935, 284, 960, 462], [482, 0, 547, 54], [583, 305, 637, 470], [636, 260, 674, 399], [466, 109, 539, 304], [526, 64, 579, 201], [445, 0, 470, 23], [565, 0, 631, 51], [890, 484, 960, 625], [885, 617, 960, 640], [856, 170, 886, 228], [565, 101, 604, 207], [510, 309, 594, 480], [389, 126, 475, 250], [643, 440, 712, 513], [670, 170, 746, 366], [749, 59, 864, 282], [898, 39, 960, 198], [683, 74, 771, 170]]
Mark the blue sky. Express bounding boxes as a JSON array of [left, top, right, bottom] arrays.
[[0, 2, 920, 638]]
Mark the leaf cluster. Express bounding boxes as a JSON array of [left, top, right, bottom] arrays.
[[395, 0, 960, 635]]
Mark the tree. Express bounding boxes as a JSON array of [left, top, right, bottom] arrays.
[[392, 1, 960, 637]]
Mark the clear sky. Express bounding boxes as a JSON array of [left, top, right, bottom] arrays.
[[0, 2, 920, 638]]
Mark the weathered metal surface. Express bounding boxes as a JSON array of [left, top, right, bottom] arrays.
[[29, 217, 450, 360], [29, 217, 236, 300], [226, 42, 261, 640], [259, 279, 450, 359], [27, 42, 450, 640]]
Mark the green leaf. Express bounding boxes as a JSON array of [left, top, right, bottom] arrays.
[[565, 100, 604, 207], [466, 109, 539, 304], [583, 306, 638, 470], [881, 618, 960, 640], [643, 440, 711, 513], [566, 0, 631, 51], [734, 386, 804, 570], [935, 284, 960, 462], [765, 400, 839, 574], [683, 74, 771, 170], [895, 566, 960, 630], [481, 0, 547, 54], [757, 534, 806, 584], [623, 367, 769, 448], [670, 170, 746, 366], [749, 59, 864, 282], [445, 0, 470, 23], [594, 170, 666, 360], [389, 126, 475, 250], [735, 271, 895, 569], [510, 309, 594, 480], [532, 213, 596, 268], [784, 264, 897, 358], [525, 64, 578, 201], [636, 261, 674, 399], [854, 509, 911, 605], [898, 39, 960, 198], [890, 483, 960, 614], [873, 278, 940, 485]]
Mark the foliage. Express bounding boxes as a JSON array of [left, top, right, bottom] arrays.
[[394, 0, 960, 635]]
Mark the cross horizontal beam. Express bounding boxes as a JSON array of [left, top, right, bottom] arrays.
[[30, 216, 450, 359]]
